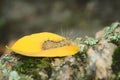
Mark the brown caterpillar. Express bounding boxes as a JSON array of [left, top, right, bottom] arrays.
[[42, 39, 72, 50]]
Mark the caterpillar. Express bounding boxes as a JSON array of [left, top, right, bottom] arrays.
[[42, 39, 72, 50]]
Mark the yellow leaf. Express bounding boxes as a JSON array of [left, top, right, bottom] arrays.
[[11, 32, 79, 57]]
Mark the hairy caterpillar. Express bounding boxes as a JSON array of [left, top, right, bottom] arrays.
[[42, 39, 72, 50]]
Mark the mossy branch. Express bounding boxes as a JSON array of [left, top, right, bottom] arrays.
[[0, 22, 120, 80]]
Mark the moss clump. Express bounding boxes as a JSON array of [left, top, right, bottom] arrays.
[[13, 54, 52, 80], [112, 47, 120, 79]]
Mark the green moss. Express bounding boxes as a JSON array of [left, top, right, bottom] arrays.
[[114, 72, 120, 80], [13, 54, 52, 80], [112, 47, 120, 76]]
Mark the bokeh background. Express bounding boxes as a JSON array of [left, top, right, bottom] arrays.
[[0, 0, 120, 53]]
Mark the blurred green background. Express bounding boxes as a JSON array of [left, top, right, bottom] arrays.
[[0, 0, 120, 53]]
